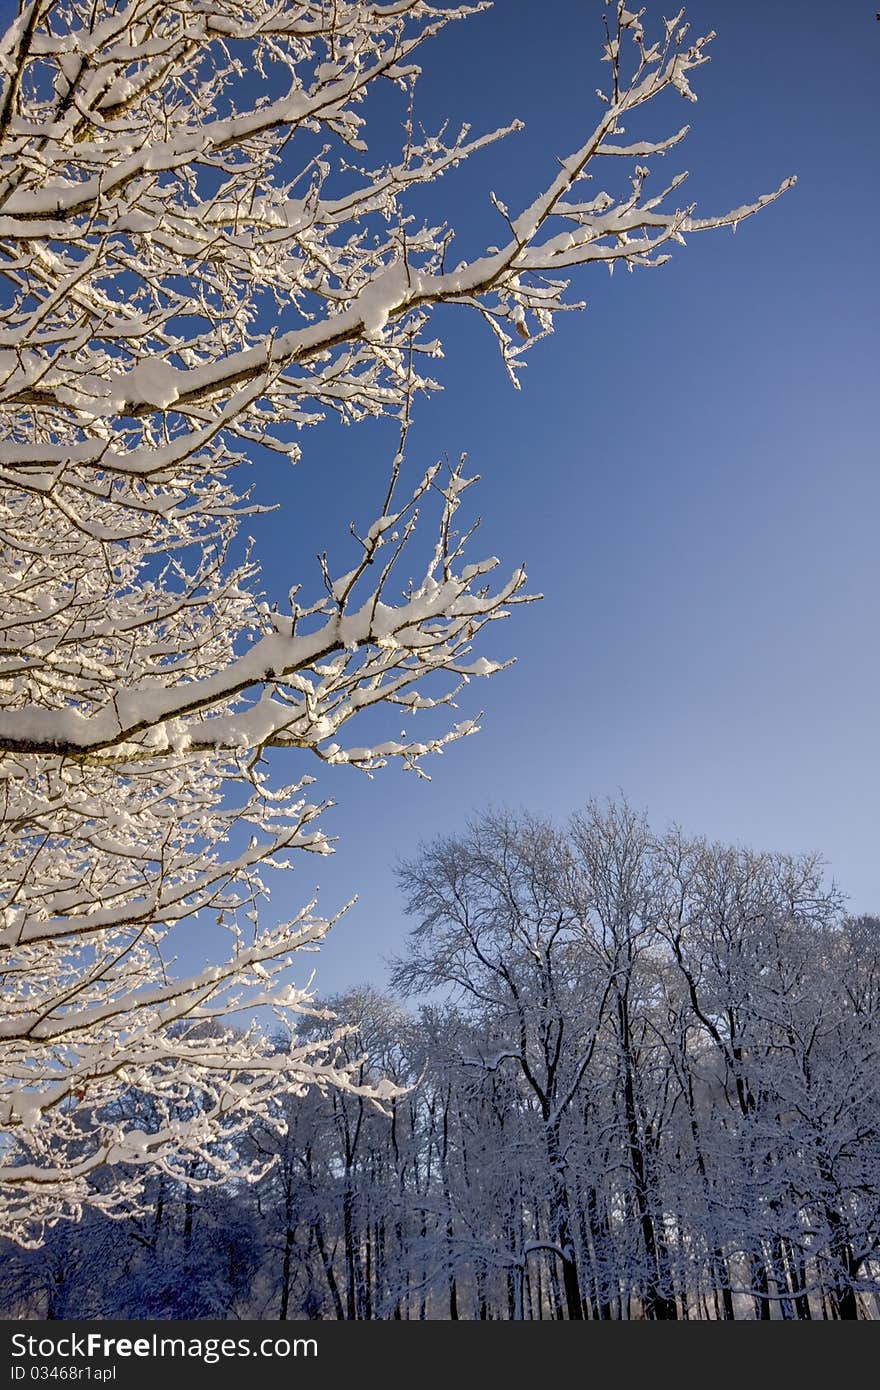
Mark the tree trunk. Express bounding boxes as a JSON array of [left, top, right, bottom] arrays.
[[313, 1223, 345, 1320], [342, 1174, 357, 1319], [545, 1120, 583, 1320], [616, 995, 676, 1320]]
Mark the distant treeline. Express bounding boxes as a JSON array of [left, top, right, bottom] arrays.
[[4, 804, 879, 1320]]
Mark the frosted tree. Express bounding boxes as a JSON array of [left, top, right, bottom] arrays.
[[2, 825, 877, 1318], [394, 810, 623, 1319], [0, 0, 791, 1242]]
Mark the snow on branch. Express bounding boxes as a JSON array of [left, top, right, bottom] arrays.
[[0, 0, 790, 1241]]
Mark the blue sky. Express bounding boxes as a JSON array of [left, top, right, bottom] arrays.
[[245, 0, 879, 995]]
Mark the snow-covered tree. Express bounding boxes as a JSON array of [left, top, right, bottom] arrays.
[[0, 0, 791, 1242], [1, 816, 877, 1318]]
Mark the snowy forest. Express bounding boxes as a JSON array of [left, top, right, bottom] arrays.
[[0, 0, 876, 1326], [2, 803, 880, 1320]]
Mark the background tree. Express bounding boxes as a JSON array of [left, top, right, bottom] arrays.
[[1, 810, 877, 1317]]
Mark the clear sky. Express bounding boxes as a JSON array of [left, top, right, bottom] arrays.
[[242, 0, 880, 995]]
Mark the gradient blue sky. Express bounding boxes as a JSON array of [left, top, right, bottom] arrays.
[[241, 0, 879, 994]]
